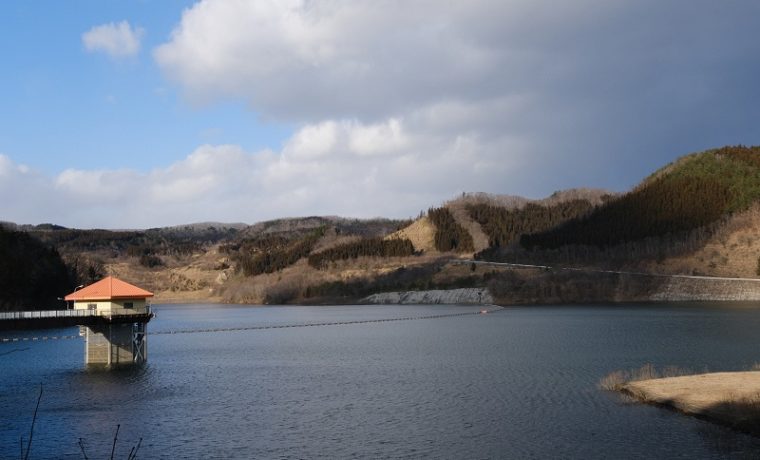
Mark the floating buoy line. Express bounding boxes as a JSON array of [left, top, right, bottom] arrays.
[[1, 335, 80, 343], [1, 306, 504, 343]]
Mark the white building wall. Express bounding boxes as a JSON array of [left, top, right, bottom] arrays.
[[73, 299, 148, 314]]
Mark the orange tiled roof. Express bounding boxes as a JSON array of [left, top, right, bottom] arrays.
[[64, 276, 154, 301]]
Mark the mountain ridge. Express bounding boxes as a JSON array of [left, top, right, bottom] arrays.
[[2, 145, 760, 309]]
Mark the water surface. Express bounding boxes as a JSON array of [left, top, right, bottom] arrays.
[[3, 303, 760, 458]]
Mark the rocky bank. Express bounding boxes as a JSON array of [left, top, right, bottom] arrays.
[[362, 287, 494, 305], [650, 277, 760, 301]]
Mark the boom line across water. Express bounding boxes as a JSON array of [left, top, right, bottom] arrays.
[[0, 306, 504, 343]]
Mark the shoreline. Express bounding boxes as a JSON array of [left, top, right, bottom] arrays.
[[621, 372, 760, 437], [151, 295, 760, 308]]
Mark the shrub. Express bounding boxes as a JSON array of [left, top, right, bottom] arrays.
[[308, 237, 416, 269], [139, 254, 164, 268]]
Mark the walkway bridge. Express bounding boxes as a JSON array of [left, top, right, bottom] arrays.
[[0, 306, 153, 331], [0, 307, 153, 367]]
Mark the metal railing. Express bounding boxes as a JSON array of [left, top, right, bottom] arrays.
[[0, 306, 152, 321], [104, 306, 152, 319]]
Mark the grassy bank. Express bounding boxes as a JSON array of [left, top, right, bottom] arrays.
[[601, 364, 760, 437]]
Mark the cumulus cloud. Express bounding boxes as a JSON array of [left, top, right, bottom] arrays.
[[82, 21, 144, 57], [0, 112, 527, 228], [154, 0, 760, 196], [0, 155, 65, 225], [153, 0, 530, 119], [11, 1, 758, 228]]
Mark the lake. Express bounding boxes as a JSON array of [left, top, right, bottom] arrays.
[[3, 303, 760, 459]]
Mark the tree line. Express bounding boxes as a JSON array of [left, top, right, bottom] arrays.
[[307, 237, 416, 269], [476, 146, 760, 270], [478, 221, 721, 272], [521, 175, 732, 249], [427, 207, 474, 252], [302, 262, 495, 302], [224, 228, 325, 276], [466, 199, 596, 248], [0, 227, 73, 310]]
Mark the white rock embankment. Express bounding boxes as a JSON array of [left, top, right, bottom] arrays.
[[362, 287, 494, 305], [650, 278, 760, 301]]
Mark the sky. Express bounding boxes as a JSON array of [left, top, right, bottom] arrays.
[[1, 0, 760, 229]]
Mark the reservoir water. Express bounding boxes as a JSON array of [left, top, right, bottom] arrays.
[[3, 303, 760, 458]]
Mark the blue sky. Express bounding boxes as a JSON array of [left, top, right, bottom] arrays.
[[1, 1, 760, 228], [0, 1, 292, 174]]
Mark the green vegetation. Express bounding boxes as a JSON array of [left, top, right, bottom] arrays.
[[4, 145, 760, 307], [0, 226, 73, 311], [427, 207, 474, 252], [139, 254, 164, 268], [308, 237, 416, 269], [485, 268, 670, 305], [646, 145, 760, 212], [225, 228, 325, 276], [522, 146, 760, 249], [467, 200, 596, 248], [30, 226, 231, 258], [333, 218, 413, 237], [66, 255, 106, 286], [240, 216, 410, 239], [303, 263, 496, 302]]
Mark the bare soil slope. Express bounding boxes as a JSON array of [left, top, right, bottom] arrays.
[[105, 247, 230, 303], [446, 201, 490, 253], [644, 204, 760, 278], [385, 216, 436, 253]]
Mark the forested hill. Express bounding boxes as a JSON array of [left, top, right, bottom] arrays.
[[0, 226, 73, 311], [2, 145, 759, 308], [0, 217, 414, 308], [520, 145, 760, 249]]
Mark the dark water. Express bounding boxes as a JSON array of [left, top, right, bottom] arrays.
[[3, 303, 760, 459]]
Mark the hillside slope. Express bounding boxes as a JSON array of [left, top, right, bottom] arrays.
[[522, 146, 760, 249], [4, 145, 759, 307], [0, 226, 73, 310]]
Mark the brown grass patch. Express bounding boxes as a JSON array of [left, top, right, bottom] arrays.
[[599, 363, 695, 391]]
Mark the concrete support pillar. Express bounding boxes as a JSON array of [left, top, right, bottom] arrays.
[[85, 322, 148, 366]]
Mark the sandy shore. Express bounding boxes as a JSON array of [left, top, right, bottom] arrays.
[[622, 372, 760, 435]]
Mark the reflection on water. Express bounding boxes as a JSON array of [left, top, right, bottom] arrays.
[[3, 303, 760, 458]]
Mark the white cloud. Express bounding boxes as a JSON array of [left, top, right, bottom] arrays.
[[0, 112, 530, 228], [0, 155, 66, 225], [82, 21, 144, 58], [9, 1, 755, 228], [153, 0, 528, 120], [153, 0, 760, 197]]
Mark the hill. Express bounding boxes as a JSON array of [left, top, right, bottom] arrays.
[[0, 226, 73, 310], [2, 145, 760, 307], [521, 146, 760, 249], [473, 146, 760, 304]]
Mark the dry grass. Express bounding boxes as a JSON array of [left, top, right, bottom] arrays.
[[385, 217, 436, 253], [218, 254, 442, 304], [619, 371, 760, 437], [644, 203, 760, 278], [104, 246, 230, 303], [599, 370, 629, 391], [599, 363, 695, 391]]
